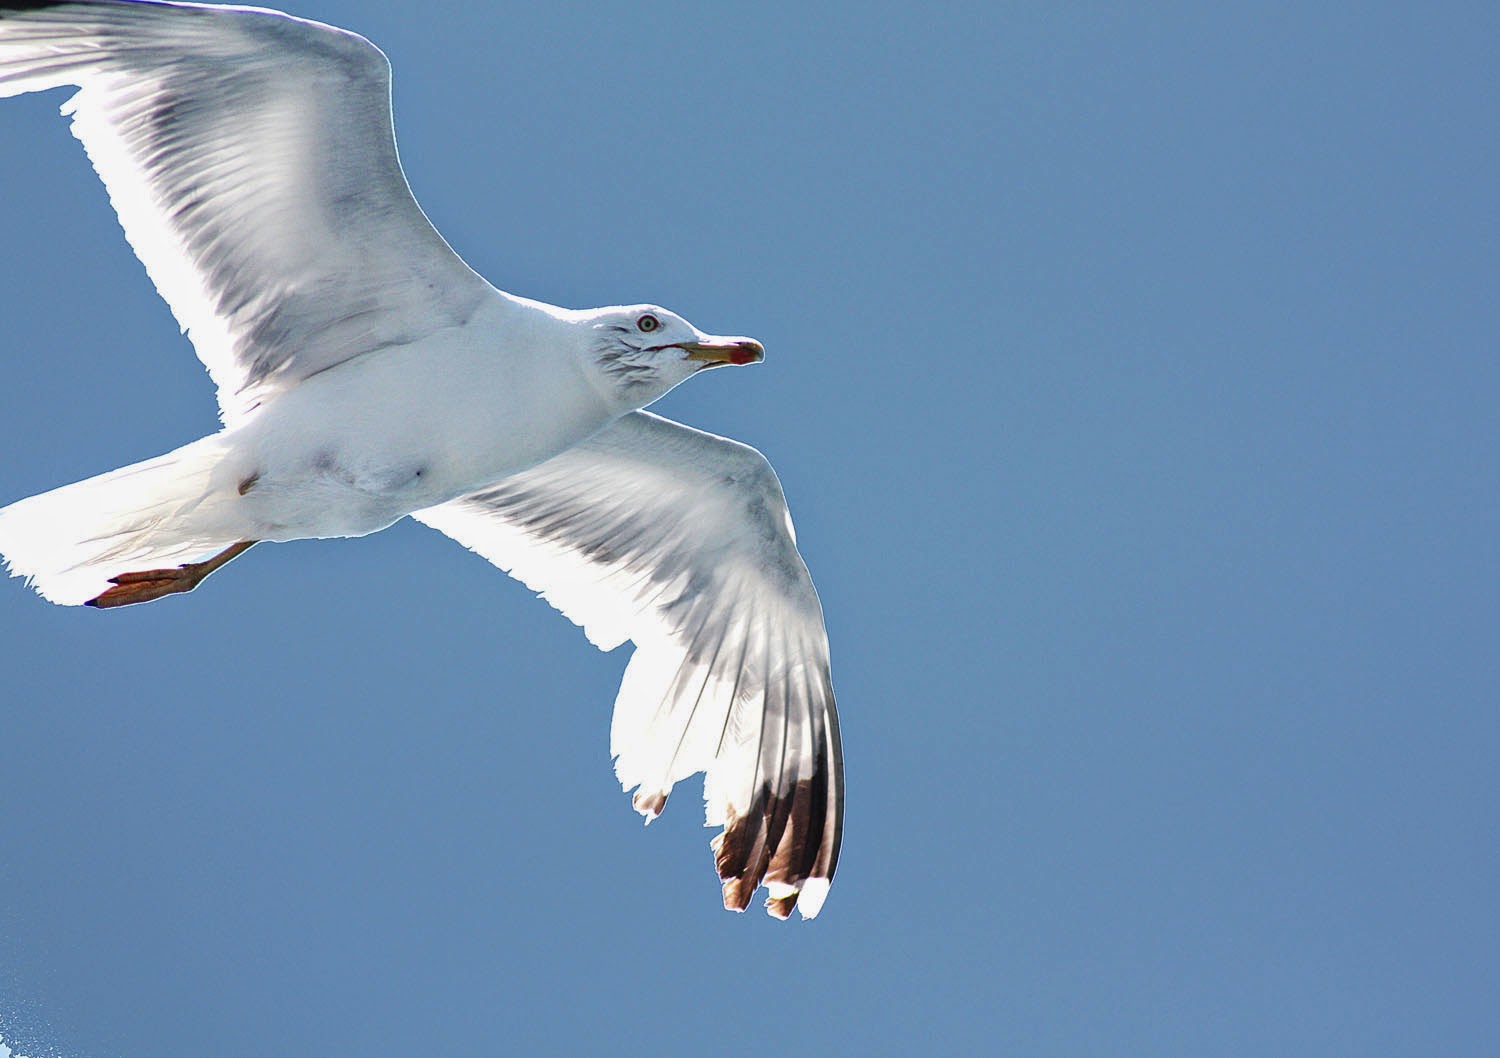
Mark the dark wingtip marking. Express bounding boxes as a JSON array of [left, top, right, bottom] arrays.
[[632, 789, 667, 818], [720, 875, 756, 913], [713, 769, 836, 920]]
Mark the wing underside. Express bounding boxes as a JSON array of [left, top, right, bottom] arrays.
[[415, 412, 844, 919], [0, 0, 491, 420]]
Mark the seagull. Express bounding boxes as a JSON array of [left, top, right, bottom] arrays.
[[0, 0, 843, 920]]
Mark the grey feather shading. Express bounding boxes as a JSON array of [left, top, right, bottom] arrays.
[[415, 411, 844, 919], [0, 0, 490, 420]]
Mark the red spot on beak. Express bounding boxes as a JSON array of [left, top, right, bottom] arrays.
[[729, 341, 763, 365]]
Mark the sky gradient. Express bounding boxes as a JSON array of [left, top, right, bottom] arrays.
[[1, 2, 1497, 1055]]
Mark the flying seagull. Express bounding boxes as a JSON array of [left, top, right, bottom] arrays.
[[0, 0, 842, 920]]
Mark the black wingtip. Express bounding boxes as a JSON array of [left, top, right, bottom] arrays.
[[0, 1, 70, 13]]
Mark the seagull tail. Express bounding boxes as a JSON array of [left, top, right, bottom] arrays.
[[0, 434, 244, 606]]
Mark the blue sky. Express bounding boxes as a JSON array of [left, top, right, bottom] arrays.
[[1, 2, 1497, 1055]]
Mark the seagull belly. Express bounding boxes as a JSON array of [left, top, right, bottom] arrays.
[[226, 314, 615, 542]]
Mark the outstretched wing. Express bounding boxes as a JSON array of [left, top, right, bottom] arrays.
[[413, 412, 844, 920], [0, 0, 491, 421]]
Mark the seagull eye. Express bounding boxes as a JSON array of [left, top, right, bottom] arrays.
[[636, 314, 660, 333]]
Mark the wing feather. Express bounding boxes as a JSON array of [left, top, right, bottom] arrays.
[[0, 0, 490, 421], [412, 411, 844, 919]]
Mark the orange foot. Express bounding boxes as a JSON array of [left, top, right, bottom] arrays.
[[86, 541, 258, 609], [88, 565, 210, 608]]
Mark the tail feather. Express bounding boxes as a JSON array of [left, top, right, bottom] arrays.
[[0, 434, 242, 605]]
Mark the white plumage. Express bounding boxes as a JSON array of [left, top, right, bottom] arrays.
[[0, 0, 842, 918], [416, 412, 842, 918]]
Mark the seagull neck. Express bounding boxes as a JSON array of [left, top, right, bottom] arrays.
[[485, 293, 626, 422], [496, 294, 640, 418]]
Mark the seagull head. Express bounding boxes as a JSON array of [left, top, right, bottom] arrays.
[[586, 305, 763, 407]]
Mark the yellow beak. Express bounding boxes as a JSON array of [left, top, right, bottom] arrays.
[[676, 338, 765, 367]]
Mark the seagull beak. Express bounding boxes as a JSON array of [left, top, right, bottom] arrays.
[[675, 338, 765, 367]]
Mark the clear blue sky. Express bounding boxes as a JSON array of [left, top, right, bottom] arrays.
[[2, 2, 1497, 1055]]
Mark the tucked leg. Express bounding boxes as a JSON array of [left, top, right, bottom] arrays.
[[86, 541, 259, 609]]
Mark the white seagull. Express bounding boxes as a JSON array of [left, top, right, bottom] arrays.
[[0, 0, 842, 919]]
